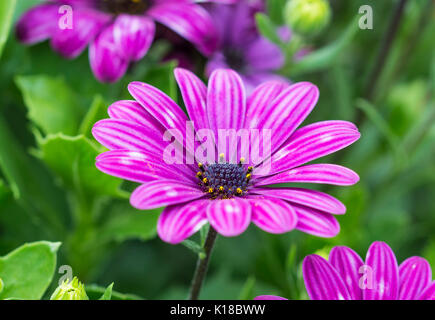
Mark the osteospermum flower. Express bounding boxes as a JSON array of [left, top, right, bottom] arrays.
[[92, 68, 360, 244], [205, 0, 290, 93], [16, 0, 229, 82], [256, 241, 435, 300]]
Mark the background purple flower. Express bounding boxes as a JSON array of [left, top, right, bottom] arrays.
[[16, 0, 221, 82], [92, 68, 360, 244], [205, 0, 289, 94], [301, 241, 435, 300]]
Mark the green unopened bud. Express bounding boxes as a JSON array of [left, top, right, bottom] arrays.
[[0, 278, 4, 295], [284, 0, 331, 36], [50, 277, 89, 300]]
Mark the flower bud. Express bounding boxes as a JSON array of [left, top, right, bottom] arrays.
[[284, 0, 331, 36], [50, 277, 89, 300]]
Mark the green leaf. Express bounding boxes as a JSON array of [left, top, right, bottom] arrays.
[[291, 16, 360, 75], [255, 13, 282, 45], [37, 134, 125, 199], [99, 205, 160, 243], [237, 276, 256, 300], [99, 283, 114, 300], [15, 75, 85, 135], [181, 239, 205, 258], [85, 284, 142, 300], [141, 60, 178, 101], [0, 241, 61, 300], [79, 95, 109, 139], [0, 0, 16, 59]]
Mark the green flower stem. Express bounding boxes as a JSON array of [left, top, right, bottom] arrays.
[[189, 227, 218, 300]]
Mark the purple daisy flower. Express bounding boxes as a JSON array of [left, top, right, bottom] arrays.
[[92, 68, 360, 244], [256, 241, 435, 300], [205, 0, 290, 94], [16, 0, 227, 83]]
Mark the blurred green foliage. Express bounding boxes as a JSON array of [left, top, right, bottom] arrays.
[[0, 0, 433, 299]]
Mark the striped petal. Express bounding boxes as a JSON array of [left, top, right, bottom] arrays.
[[92, 119, 168, 152], [303, 254, 352, 300], [267, 121, 360, 174], [113, 14, 155, 61], [251, 82, 319, 155], [96, 150, 194, 185], [157, 199, 209, 244], [89, 25, 129, 83], [399, 257, 432, 300], [251, 187, 346, 215], [293, 204, 340, 238], [363, 241, 399, 300], [206, 69, 246, 162], [329, 246, 365, 300], [148, 4, 218, 56], [417, 281, 435, 300], [174, 68, 208, 131], [256, 164, 359, 186], [51, 9, 109, 59], [107, 100, 164, 132], [130, 181, 204, 210], [248, 197, 297, 234], [206, 198, 251, 237]]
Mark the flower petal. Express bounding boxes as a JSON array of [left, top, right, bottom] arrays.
[[148, 4, 218, 56], [417, 281, 435, 300], [303, 254, 352, 300], [157, 199, 209, 244], [130, 181, 204, 210], [15, 4, 58, 44], [254, 295, 288, 300], [113, 14, 155, 61], [256, 164, 359, 186], [89, 25, 129, 83], [250, 187, 346, 215], [174, 68, 208, 131], [266, 121, 360, 174], [293, 204, 340, 238], [92, 119, 168, 152], [251, 82, 319, 155], [363, 241, 399, 300], [107, 100, 165, 132], [96, 150, 195, 185], [206, 198, 251, 237], [329, 246, 364, 300], [51, 9, 109, 58], [245, 37, 284, 71], [399, 256, 432, 300], [248, 197, 297, 234]]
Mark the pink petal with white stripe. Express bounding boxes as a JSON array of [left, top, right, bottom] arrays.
[[250, 82, 319, 154], [107, 100, 164, 132], [293, 204, 340, 238], [417, 281, 435, 300], [329, 246, 364, 300], [148, 4, 218, 56], [363, 241, 399, 300], [130, 181, 204, 210], [113, 14, 155, 61], [399, 256, 432, 300], [248, 197, 297, 234], [174, 68, 208, 131], [250, 187, 346, 215], [266, 121, 360, 174], [96, 150, 195, 185], [157, 199, 209, 244], [206, 198, 251, 237], [256, 164, 359, 186], [303, 254, 352, 300]]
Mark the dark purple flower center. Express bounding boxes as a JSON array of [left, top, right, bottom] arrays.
[[223, 48, 246, 72], [196, 157, 252, 199], [99, 0, 150, 15]]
